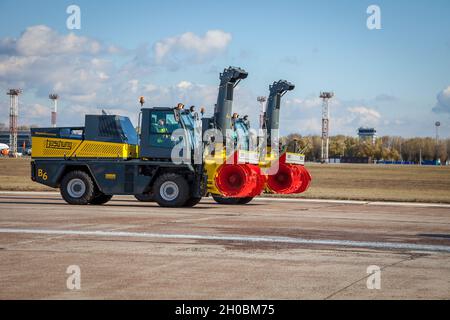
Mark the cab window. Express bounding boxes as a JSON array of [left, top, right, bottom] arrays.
[[149, 110, 181, 149], [150, 111, 180, 134]]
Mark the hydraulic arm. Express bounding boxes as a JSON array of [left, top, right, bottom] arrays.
[[262, 80, 312, 194], [204, 67, 265, 200]]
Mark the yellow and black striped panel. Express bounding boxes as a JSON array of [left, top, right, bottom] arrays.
[[76, 141, 123, 157], [32, 137, 138, 159], [74, 141, 138, 158], [31, 137, 82, 158]]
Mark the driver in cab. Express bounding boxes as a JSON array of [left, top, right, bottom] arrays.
[[156, 118, 170, 144]]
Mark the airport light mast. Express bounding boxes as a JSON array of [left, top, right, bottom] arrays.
[[7, 89, 22, 156], [257, 96, 267, 129], [49, 94, 59, 128], [435, 121, 441, 162], [320, 91, 334, 163], [435, 121, 441, 144]]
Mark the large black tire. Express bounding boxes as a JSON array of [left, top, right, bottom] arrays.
[[237, 197, 254, 205], [183, 197, 202, 207], [212, 195, 254, 205], [60, 170, 96, 205], [134, 194, 154, 202], [90, 193, 113, 205], [152, 173, 190, 207], [212, 195, 241, 205]]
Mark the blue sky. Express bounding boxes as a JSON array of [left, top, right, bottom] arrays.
[[0, 0, 449, 137]]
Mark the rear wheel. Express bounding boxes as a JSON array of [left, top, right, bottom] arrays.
[[237, 197, 254, 205], [60, 170, 95, 205], [90, 192, 113, 205], [212, 195, 254, 205], [153, 173, 190, 207], [212, 195, 241, 205], [134, 193, 154, 202], [183, 197, 202, 207]]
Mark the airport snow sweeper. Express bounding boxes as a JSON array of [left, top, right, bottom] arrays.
[[30, 66, 311, 207]]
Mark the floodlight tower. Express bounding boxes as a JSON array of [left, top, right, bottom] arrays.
[[7, 89, 22, 156], [257, 96, 267, 129], [320, 91, 334, 163], [435, 121, 441, 144], [435, 121, 441, 161], [49, 94, 59, 127]]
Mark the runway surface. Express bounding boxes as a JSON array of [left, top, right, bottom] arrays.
[[0, 192, 449, 299]]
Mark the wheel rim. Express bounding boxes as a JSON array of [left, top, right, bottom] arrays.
[[160, 181, 179, 201], [67, 178, 86, 198]]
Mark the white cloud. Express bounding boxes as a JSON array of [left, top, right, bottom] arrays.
[[0, 26, 133, 121], [278, 94, 383, 136], [347, 106, 381, 127], [128, 79, 139, 94], [285, 97, 322, 110], [0, 27, 114, 98], [433, 86, 450, 114], [153, 30, 232, 66], [3, 25, 103, 57], [0, 37, 16, 55], [176, 81, 193, 90], [97, 71, 109, 80], [141, 81, 218, 111], [283, 117, 322, 134], [28, 103, 50, 117]]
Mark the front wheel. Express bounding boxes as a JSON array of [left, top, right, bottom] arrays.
[[134, 193, 154, 202], [60, 170, 95, 205], [153, 173, 190, 207], [183, 197, 202, 207], [90, 193, 113, 205]]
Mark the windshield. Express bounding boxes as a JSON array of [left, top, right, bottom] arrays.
[[181, 113, 200, 151], [234, 120, 249, 151]]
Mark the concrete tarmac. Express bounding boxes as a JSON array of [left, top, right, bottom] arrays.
[[0, 192, 449, 299]]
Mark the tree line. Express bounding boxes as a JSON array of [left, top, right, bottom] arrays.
[[284, 134, 450, 163]]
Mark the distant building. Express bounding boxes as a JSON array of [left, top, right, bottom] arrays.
[[358, 127, 377, 144], [0, 130, 31, 153]]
